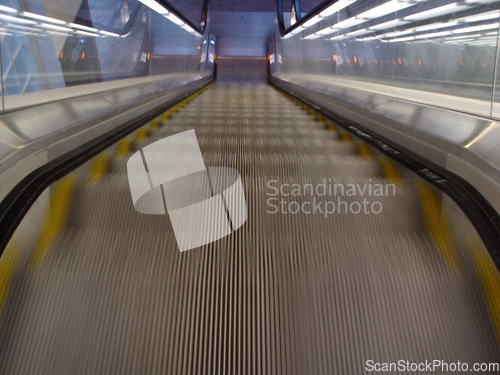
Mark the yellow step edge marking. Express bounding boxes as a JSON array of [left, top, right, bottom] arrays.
[[135, 127, 148, 141], [160, 113, 169, 122], [380, 157, 401, 187], [88, 153, 109, 184], [116, 138, 132, 157], [0, 240, 21, 318], [159, 83, 212, 124], [357, 142, 372, 160], [31, 176, 76, 268], [415, 181, 460, 272], [340, 130, 352, 144], [327, 122, 337, 132], [471, 243, 500, 345], [149, 119, 159, 130]]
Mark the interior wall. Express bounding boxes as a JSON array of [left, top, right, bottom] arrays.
[[216, 57, 268, 83], [210, 11, 275, 57]]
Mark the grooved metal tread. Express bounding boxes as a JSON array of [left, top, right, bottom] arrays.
[[0, 83, 498, 374]]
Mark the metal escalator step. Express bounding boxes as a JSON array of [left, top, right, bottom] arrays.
[[1, 83, 497, 374], [60, 174, 420, 238], [2, 231, 497, 374]]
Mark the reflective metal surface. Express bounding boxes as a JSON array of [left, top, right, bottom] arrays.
[[271, 0, 500, 215], [0, 0, 210, 112], [270, 75, 500, 216], [1, 81, 498, 374], [274, 0, 500, 119], [0, 71, 212, 204]]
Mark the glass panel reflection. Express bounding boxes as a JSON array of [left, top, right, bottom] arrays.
[[277, 0, 500, 118], [0, 0, 206, 111]]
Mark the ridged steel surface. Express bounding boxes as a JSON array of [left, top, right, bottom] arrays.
[[1, 83, 498, 374]]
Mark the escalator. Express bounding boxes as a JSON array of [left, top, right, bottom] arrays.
[[1, 73, 498, 373]]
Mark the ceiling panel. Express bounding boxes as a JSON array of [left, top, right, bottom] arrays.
[[166, 0, 204, 25], [210, 0, 276, 12]]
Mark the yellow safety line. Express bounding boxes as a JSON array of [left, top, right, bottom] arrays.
[[357, 142, 372, 160], [471, 243, 500, 345], [327, 122, 337, 132], [415, 181, 460, 272], [160, 112, 169, 122], [156, 81, 213, 124], [149, 119, 159, 130], [273, 85, 331, 127], [380, 157, 401, 187], [135, 127, 148, 141], [340, 130, 352, 144], [0, 240, 20, 318], [116, 138, 132, 157], [88, 153, 109, 185], [31, 176, 76, 268]]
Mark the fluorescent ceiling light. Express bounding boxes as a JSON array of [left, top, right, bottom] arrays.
[[182, 24, 195, 33], [138, 0, 169, 15], [48, 30, 72, 37], [304, 33, 321, 39], [389, 36, 416, 42], [452, 23, 499, 33], [7, 24, 38, 32], [477, 36, 498, 41], [414, 30, 450, 39], [22, 11, 66, 24], [69, 23, 98, 32], [75, 30, 97, 37], [303, 15, 322, 28], [445, 33, 482, 40], [100, 30, 120, 37], [470, 40, 497, 45], [0, 14, 36, 24], [383, 29, 413, 37], [39, 23, 72, 33], [320, 0, 355, 17], [290, 26, 305, 35], [465, 0, 497, 3], [444, 38, 474, 43], [166, 13, 184, 25], [370, 19, 408, 30], [329, 35, 349, 40], [357, 0, 415, 20], [284, 26, 305, 38], [405, 3, 470, 21], [464, 11, 499, 23], [0, 5, 17, 13], [315, 27, 339, 36], [347, 29, 373, 36], [413, 21, 458, 32], [334, 17, 367, 29]]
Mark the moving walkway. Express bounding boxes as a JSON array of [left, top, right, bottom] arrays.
[[1, 0, 500, 374]]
